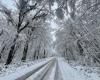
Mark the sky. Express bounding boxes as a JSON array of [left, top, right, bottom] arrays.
[[1, 0, 14, 9]]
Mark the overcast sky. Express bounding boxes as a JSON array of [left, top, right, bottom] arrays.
[[1, 0, 14, 9]]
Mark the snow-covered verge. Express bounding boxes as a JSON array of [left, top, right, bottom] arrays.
[[57, 58, 100, 80], [73, 66, 100, 80], [65, 60, 100, 80], [0, 57, 52, 79]]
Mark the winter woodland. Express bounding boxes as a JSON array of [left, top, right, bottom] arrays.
[[0, 0, 100, 80]]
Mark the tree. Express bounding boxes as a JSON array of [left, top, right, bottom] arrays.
[[55, 0, 100, 66], [0, 0, 48, 65]]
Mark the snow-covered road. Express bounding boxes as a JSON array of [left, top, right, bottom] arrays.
[[0, 57, 99, 80]]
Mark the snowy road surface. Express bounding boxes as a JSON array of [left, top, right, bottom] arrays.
[[0, 57, 99, 80]]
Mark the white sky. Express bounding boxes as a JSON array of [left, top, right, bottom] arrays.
[[1, 0, 15, 9], [48, 2, 59, 42], [51, 2, 58, 10]]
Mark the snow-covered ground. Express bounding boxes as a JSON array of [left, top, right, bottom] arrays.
[[72, 65, 100, 80], [57, 58, 99, 80], [0, 57, 54, 80], [0, 57, 100, 80]]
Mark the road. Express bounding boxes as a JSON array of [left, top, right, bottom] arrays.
[[18, 57, 91, 80], [0, 57, 93, 80]]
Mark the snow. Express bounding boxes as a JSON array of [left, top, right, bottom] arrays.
[[58, 58, 89, 80], [0, 57, 53, 80], [0, 57, 100, 80], [26, 61, 50, 80], [48, 62, 56, 80], [57, 58, 100, 80], [73, 65, 100, 80], [51, 2, 58, 10]]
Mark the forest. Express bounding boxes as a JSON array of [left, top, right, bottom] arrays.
[[0, 0, 100, 80]]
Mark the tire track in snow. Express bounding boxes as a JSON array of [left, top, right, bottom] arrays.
[[41, 59, 57, 80], [16, 58, 56, 80], [54, 60, 63, 80], [26, 58, 56, 80]]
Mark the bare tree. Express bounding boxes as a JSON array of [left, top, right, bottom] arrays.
[[0, 0, 48, 65]]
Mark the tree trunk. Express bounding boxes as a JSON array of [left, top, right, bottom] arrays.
[[33, 50, 36, 60], [0, 45, 6, 59], [77, 40, 84, 56], [43, 50, 45, 58], [21, 41, 29, 61], [5, 34, 18, 65], [37, 49, 39, 59]]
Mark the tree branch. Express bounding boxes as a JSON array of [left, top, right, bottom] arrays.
[[18, 21, 29, 33], [32, 1, 47, 20], [0, 4, 16, 26]]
